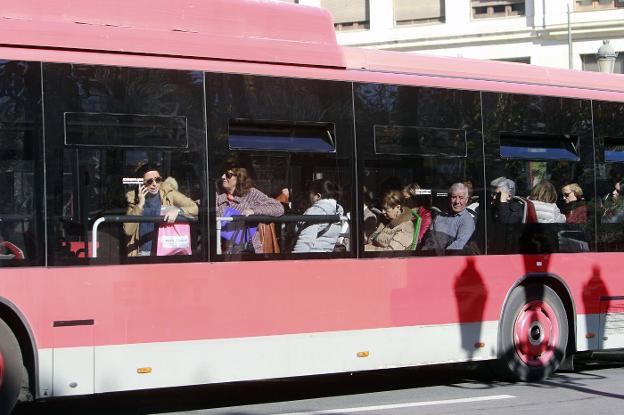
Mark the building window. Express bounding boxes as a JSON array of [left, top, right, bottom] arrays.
[[581, 53, 624, 73], [321, 0, 370, 31], [394, 0, 445, 26], [575, 0, 624, 11], [471, 0, 525, 19]]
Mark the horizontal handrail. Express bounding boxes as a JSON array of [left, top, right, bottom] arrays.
[[91, 214, 349, 257], [218, 214, 342, 223], [91, 215, 198, 258], [0, 214, 32, 222]]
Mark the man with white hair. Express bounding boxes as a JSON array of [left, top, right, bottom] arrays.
[[422, 182, 475, 252], [490, 176, 523, 224]]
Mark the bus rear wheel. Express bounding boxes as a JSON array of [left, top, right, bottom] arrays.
[[0, 319, 22, 415], [499, 284, 568, 382]]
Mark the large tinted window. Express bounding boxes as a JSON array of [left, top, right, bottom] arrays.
[[594, 100, 624, 252], [43, 64, 206, 265], [0, 61, 43, 267], [483, 93, 594, 255], [355, 83, 484, 257], [205, 74, 354, 261]]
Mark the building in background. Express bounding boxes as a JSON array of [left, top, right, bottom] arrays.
[[280, 0, 624, 73]]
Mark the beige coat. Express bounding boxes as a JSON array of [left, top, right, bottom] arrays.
[[366, 208, 414, 251], [123, 177, 198, 256]]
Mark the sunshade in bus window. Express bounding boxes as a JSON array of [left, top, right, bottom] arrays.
[[373, 125, 467, 157], [228, 119, 336, 153], [604, 137, 624, 162], [499, 133, 580, 161], [64, 112, 188, 148]]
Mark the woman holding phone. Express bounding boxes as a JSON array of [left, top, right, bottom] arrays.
[[124, 164, 198, 256]]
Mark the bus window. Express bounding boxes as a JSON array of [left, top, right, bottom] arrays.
[[43, 63, 206, 265], [483, 93, 594, 255], [206, 74, 354, 260], [0, 60, 44, 267], [355, 83, 484, 257], [594, 101, 624, 252]]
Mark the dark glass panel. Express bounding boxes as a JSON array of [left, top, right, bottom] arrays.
[[483, 93, 594, 255], [500, 133, 580, 161], [604, 137, 624, 163], [374, 125, 466, 157], [228, 119, 335, 153], [205, 74, 354, 261], [354, 82, 484, 257], [65, 112, 188, 148], [0, 60, 44, 267], [44, 63, 206, 265], [593, 101, 624, 252]]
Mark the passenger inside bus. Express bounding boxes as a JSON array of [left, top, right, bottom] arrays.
[[216, 158, 284, 254], [490, 177, 523, 224], [365, 190, 414, 251], [420, 182, 475, 254], [402, 183, 431, 246], [528, 180, 566, 224], [124, 164, 198, 256], [292, 179, 343, 253], [561, 183, 587, 224], [602, 180, 624, 223]]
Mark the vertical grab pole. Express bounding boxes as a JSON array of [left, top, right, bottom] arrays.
[[91, 217, 106, 258]]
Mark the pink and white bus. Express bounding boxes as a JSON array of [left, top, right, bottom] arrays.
[[2, 0, 624, 413]]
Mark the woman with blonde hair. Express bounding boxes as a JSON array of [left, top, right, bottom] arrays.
[[529, 180, 566, 223], [561, 183, 587, 224], [365, 190, 414, 251]]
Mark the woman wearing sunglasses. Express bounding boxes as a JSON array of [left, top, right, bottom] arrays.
[[216, 160, 284, 254], [124, 164, 198, 256]]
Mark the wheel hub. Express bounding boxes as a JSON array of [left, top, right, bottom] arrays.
[[513, 300, 559, 366]]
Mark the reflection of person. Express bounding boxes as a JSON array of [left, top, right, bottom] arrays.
[[216, 163, 284, 253], [561, 183, 587, 224], [293, 180, 343, 253], [124, 165, 198, 256], [365, 190, 414, 251], [422, 182, 475, 252], [529, 180, 566, 223], [490, 176, 523, 224]]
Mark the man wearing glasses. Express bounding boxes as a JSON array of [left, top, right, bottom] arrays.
[[124, 164, 198, 256]]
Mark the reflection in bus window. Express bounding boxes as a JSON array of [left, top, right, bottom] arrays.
[[206, 73, 354, 260], [355, 83, 484, 257], [0, 60, 43, 266], [43, 63, 205, 265], [483, 93, 594, 255]]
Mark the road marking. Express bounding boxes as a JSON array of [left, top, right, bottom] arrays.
[[275, 394, 516, 415]]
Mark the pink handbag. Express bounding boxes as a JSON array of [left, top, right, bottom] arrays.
[[156, 223, 192, 256]]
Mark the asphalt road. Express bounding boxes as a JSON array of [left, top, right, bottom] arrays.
[[14, 360, 624, 415]]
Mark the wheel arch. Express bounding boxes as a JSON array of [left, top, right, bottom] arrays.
[[497, 273, 577, 359], [0, 296, 39, 400]]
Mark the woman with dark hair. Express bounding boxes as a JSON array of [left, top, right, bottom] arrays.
[[124, 164, 198, 256], [293, 179, 344, 253], [216, 161, 284, 254]]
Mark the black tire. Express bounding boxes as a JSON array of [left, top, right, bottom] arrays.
[[498, 284, 568, 382], [0, 319, 23, 415]]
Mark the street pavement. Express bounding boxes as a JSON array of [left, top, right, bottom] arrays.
[[14, 360, 624, 415]]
